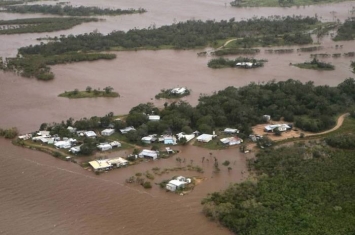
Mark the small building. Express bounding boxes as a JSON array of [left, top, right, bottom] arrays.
[[197, 134, 214, 143], [148, 115, 160, 121], [69, 145, 81, 154], [138, 149, 158, 160], [220, 137, 243, 146], [54, 141, 71, 149], [171, 87, 187, 95], [85, 131, 97, 138], [37, 131, 50, 137], [224, 128, 239, 134], [101, 129, 115, 136], [107, 157, 128, 168], [110, 141, 121, 148], [97, 143, 113, 151], [176, 132, 195, 143], [120, 126, 136, 134], [164, 135, 176, 145], [89, 159, 112, 172], [263, 115, 271, 122], [166, 147, 174, 154], [141, 135, 157, 144], [236, 62, 253, 68], [166, 176, 191, 192], [18, 133, 32, 140], [264, 124, 291, 133]]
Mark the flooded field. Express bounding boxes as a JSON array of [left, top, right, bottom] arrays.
[[1, 0, 355, 234]]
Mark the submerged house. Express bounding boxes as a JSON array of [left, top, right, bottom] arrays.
[[166, 176, 191, 192], [107, 157, 128, 168], [148, 115, 160, 121], [170, 87, 187, 95], [89, 159, 112, 172], [138, 149, 158, 160]]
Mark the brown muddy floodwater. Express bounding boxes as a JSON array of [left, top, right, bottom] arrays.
[[1, 0, 355, 234]]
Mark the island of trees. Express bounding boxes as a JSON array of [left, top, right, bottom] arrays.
[[155, 88, 191, 99], [2, 4, 146, 16], [0, 16, 324, 80], [0, 17, 98, 35], [207, 57, 266, 69], [59, 86, 119, 99], [0, 0, 46, 6], [293, 58, 335, 70]]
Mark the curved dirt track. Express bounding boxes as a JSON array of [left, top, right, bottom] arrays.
[[306, 113, 349, 137]]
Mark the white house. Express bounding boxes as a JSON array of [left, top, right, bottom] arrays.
[[69, 145, 81, 154], [85, 131, 97, 138], [264, 124, 290, 132], [89, 159, 112, 172], [120, 126, 136, 134], [176, 132, 195, 143], [101, 129, 115, 136], [224, 128, 239, 134], [197, 134, 214, 143], [107, 157, 128, 168], [97, 143, 113, 151], [141, 135, 157, 144], [138, 149, 158, 160], [171, 87, 187, 95], [54, 141, 71, 149], [18, 133, 32, 140], [37, 131, 50, 137], [166, 176, 191, 192], [110, 141, 121, 148], [220, 137, 243, 146], [148, 115, 160, 121]]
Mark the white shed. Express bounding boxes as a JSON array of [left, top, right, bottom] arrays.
[[197, 134, 214, 143], [85, 131, 97, 138], [54, 141, 71, 149], [97, 143, 113, 151], [101, 129, 115, 136], [138, 149, 158, 160], [148, 115, 160, 121]]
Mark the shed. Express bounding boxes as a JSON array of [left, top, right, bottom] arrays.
[[108, 157, 128, 167], [148, 115, 160, 121], [110, 141, 121, 148], [69, 146, 81, 154], [197, 134, 214, 143], [141, 135, 157, 144], [164, 136, 176, 145], [220, 137, 243, 146], [101, 129, 115, 136], [171, 87, 187, 95], [176, 132, 195, 143], [67, 126, 77, 133], [138, 149, 158, 160], [224, 128, 239, 134], [120, 126, 136, 134]]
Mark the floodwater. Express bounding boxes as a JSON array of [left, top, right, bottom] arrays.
[[1, 0, 355, 234]]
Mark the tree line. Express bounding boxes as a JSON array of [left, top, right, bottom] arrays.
[[3, 4, 146, 16]]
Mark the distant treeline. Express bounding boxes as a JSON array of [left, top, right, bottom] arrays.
[[202, 145, 355, 234], [334, 19, 355, 41], [0, 0, 44, 6], [0, 17, 98, 35], [3, 4, 146, 16], [211, 48, 260, 56], [1, 16, 320, 80]]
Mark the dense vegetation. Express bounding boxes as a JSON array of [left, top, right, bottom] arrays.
[[0, 127, 18, 139], [202, 144, 355, 234], [293, 58, 335, 70], [3, 4, 146, 16], [4, 52, 116, 80], [207, 57, 266, 69], [333, 19, 355, 41], [121, 78, 355, 143], [0, 17, 98, 35], [351, 61, 355, 73], [0, 16, 320, 80], [0, 0, 43, 6], [230, 0, 347, 7], [59, 86, 119, 98], [325, 133, 355, 149], [212, 48, 260, 56]]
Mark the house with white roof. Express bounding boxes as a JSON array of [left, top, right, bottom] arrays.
[[197, 134, 215, 143], [264, 124, 291, 132], [120, 126, 136, 134], [89, 159, 112, 172], [148, 115, 160, 121], [164, 135, 176, 145], [101, 129, 115, 136], [69, 145, 81, 154], [176, 132, 195, 143], [107, 157, 128, 168], [166, 176, 191, 192], [224, 128, 239, 134], [97, 143, 112, 151], [85, 131, 97, 138], [110, 141, 121, 148], [236, 62, 253, 68], [138, 149, 158, 160], [220, 137, 243, 146], [54, 141, 71, 149], [141, 135, 157, 144], [170, 87, 187, 95]]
